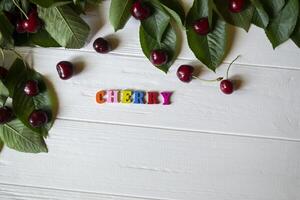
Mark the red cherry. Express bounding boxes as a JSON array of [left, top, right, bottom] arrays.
[[56, 61, 74, 80], [150, 50, 168, 66], [229, 0, 245, 13], [177, 65, 194, 83], [220, 79, 234, 94], [28, 110, 48, 128], [131, 0, 151, 20], [0, 67, 8, 79], [0, 107, 13, 124], [93, 38, 111, 54], [4, 11, 17, 24], [16, 20, 26, 33], [22, 13, 40, 33], [193, 17, 210, 35], [24, 80, 39, 96]]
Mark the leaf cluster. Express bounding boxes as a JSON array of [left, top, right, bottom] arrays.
[[0, 0, 101, 49], [0, 53, 56, 153], [110, 0, 300, 72]]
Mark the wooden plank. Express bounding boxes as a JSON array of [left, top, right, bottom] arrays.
[[5, 48, 300, 140], [0, 119, 299, 200], [81, 0, 300, 70]]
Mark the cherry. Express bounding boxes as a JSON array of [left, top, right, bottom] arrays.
[[16, 20, 26, 33], [131, 0, 151, 20], [0, 107, 13, 124], [0, 67, 8, 80], [177, 65, 194, 83], [93, 37, 111, 54], [56, 61, 74, 80], [150, 50, 168, 66], [220, 79, 234, 94], [28, 110, 48, 128], [193, 17, 210, 35], [22, 11, 40, 33], [229, 0, 245, 13], [4, 11, 17, 24], [24, 80, 39, 96]]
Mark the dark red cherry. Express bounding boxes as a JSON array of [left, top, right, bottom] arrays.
[[0, 67, 8, 79], [28, 110, 48, 128], [131, 0, 151, 20], [0, 107, 13, 124], [56, 61, 74, 80], [24, 80, 39, 96], [4, 11, 17, 24], [22, 13, 40, 33], [229, 0, 245, 13], [93, 37, 111, 54], [16, 20, 26, 33], [150, 50, 168, 66], [193, 17, 210, 35], [177, 65, 194, 83], [220, 79, 234, 94]]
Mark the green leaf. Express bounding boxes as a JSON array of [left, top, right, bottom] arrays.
[[141, 0, 170, 42], [251, 0, 269, 28], [214, 0, 254, 31], [109, 0, 134, 31], [159, 0, 185, 25], [0, 119, 48, 153], [291, 16, 300, 48], [30, 0, 72, 8], [5, 59, 56, 136], [0, 0, 14, 12], [38, 5, 90, 48], [0, 11, 14, 48], [260, 0, 285, 17], [0, 80, 9, 106], [87, 0, 102, 5], [186, 0, 228, 71], [140, 24, 177, 73], [30, 29, 61, 47], [5, 58, 27, 96], [0, 138, 3, 152], [162, 5, 184, 28], [266, 0, 299, 48]]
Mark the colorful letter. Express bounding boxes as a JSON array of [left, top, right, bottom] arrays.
[[107, 90, 119, 103], [121, 90, 132, 104], [161, 91, 173, 105], [133, 91, 145, 104], [96, 90, 106, 104], [148, 91, 159, 104]]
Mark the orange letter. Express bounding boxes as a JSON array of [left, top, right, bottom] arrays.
[[96, 90, 106, 104]]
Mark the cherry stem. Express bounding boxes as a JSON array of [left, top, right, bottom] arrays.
[[193, 76, 223, 82], [0, 48, 4, 66], [226, 55, 241, 79], [12, 0, 28, 19]]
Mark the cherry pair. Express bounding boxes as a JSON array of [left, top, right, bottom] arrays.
[[193, 0, 245, 36], [176, 58, 238, 95], [23, 80, 49, 128]]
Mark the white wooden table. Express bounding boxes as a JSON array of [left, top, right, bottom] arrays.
[[1, 1, 300, 199]]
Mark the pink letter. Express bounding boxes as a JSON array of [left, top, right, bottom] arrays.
[[107, 90, 119, 103], [161, 91, 173, 105]]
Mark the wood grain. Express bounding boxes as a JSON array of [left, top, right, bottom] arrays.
[[0, 1, 300, 199], [1, 120, 300, 200]]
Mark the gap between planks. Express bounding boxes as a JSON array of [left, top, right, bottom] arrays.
[[56, 117, 300, 143], [14, 47, 300, 72], [0, 182, 170, 200]]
